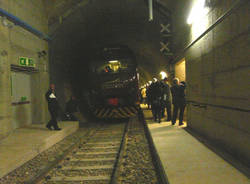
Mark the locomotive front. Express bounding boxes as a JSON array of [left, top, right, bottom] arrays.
[[88, 46, 140, 119]]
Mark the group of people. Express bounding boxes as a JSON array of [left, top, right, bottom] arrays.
[[45, 84, 79, 131], [46, 77, 185, 130], [143, 77, 186, 125]]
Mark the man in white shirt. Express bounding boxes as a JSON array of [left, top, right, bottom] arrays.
[[45, 84, 61, 130]]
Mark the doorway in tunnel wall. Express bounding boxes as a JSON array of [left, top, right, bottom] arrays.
[[11, 71, 32, 129], [174, 58, 187, 122], [174, 58, 186, 82]]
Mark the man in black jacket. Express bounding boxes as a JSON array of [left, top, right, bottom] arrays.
[[170, 78, 186, 126], [45, 84, 61, 130], [65, 96, 78, 121], [149, 78, 164, 123], [161, 77, 172, 121]]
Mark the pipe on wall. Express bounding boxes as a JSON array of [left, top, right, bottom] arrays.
[[0, 8, 51, 41], [148, 0, 153, 21]]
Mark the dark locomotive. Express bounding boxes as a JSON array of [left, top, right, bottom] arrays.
[[87, 45, 140, 119]]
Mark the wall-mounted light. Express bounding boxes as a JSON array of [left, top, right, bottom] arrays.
[[1, 16, 8, 26], [1, 16, 13, 28], [0, 50, 8, 56], [160, 71, 167, 79], [187, 0, 209, 25], [38, 50, 47, 58]]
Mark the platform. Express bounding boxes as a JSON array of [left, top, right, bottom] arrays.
[[0, 121, 79, 178], [142, 109, 249, 184]]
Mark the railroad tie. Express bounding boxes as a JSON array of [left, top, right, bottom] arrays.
[[85, 141, 120, 145], [61, 165, 114, 170], [81, 146, 119, 150], [76, 151, 117, 155], [50, 175, 110, 181], [69, 158, 115, 162]]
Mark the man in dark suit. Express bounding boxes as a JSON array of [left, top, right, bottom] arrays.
[[45, 83, 61, 130], [65, 96, 78, 121], [149, 78, 164, 123], [170, 78, 186, 126], [161, 77, 172, 121]]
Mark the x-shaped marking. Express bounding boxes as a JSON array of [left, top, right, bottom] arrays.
[[160, 23, 171, 33], [160, 42, 170, 52]]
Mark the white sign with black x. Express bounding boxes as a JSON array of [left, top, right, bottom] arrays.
[[160, 42, 170, 52], [160, 23, 171, 33]]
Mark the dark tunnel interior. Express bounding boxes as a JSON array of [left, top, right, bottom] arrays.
[[48, 0, 178, 116]]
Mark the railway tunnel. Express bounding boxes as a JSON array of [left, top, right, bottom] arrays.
[[0, 0, 249, 183], [49, 0, 173, 108]]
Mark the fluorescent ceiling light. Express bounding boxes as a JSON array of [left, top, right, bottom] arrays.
[[109, 60, 118, 63]]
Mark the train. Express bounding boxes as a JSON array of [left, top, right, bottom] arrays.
[[87, 45, 140, 119]]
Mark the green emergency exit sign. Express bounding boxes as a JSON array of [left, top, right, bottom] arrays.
[[19, 57, 35, 67]]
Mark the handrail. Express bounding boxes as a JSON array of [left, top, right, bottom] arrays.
[[188, 100, 250, 113]]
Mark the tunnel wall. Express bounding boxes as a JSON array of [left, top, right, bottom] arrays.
[[0, 0, 49, 139], [181, 0, 250, 165]]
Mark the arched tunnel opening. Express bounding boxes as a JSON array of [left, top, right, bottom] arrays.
[[41, 0, 250, 168], [49, 0, 175, 120]]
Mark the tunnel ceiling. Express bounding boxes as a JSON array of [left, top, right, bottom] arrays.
[[45, 0, 176, 84]]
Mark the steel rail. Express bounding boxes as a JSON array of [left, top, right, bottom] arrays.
[[188, 100, 250, 113], [24, 128, 97, 184], [139, 109, 169, 184], [110, 120, 129, 184]]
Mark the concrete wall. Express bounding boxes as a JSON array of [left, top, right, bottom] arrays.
[[0, 0, 49, 139], [172, 0, 250, 165]]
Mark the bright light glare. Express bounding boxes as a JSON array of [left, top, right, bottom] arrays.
[[109, 60, 118, 63], [160, 71, 167, 79], [187, 0, 209, 24]]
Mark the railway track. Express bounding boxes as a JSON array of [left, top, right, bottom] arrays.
[[2, 115, 159, 184], [36, 122, 128, 184]]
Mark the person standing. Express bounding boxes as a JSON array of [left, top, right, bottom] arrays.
[[161, 77, 172, 121], [150, 78, 164, 123], [45, 83, 61, 130], [141, 87, 147, 105], [170, 78, 186, 126], [65, 96, 79, 121], [146, 84, 152, 109]]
